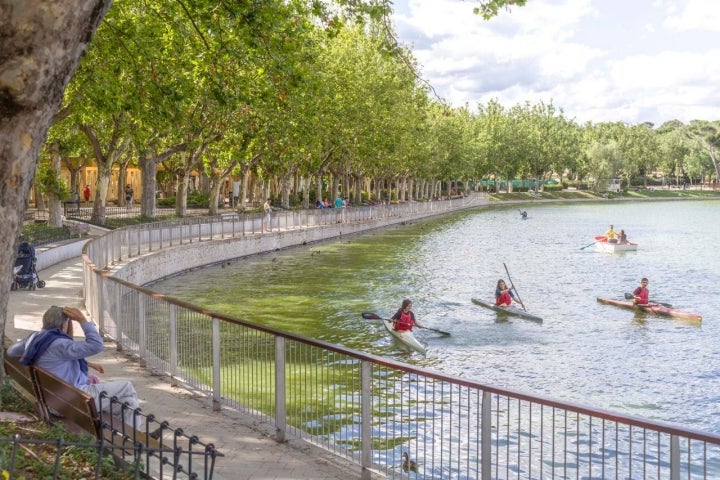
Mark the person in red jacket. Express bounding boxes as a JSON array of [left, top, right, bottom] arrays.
[[633, 278, 650, 305], [391, 299, 424, 331], [495, 279, 516, 307]]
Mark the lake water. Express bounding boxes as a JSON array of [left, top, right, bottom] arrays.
[[150, 200, 720, 433]]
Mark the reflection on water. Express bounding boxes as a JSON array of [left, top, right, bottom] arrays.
[[151, 200, 720, 432]]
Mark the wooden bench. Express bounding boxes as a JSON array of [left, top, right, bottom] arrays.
[[3, 351, 159, 455], [3, 352, 48, 421]]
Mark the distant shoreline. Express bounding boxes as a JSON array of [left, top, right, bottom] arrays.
[[486, 188, 720, 205]]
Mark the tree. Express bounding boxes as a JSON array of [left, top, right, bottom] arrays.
[[0, 0, 529, 391], [0, 1, 113, 378]]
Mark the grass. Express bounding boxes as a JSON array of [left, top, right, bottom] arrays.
[[488, 188, 720, 202], [0, 381, 135, 479]]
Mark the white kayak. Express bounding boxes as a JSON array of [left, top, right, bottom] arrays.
[[383, 320, 427, 355]]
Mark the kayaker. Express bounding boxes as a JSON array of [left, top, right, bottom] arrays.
[[391, 299, 424, 331], [633, 278, 650, 305], [604, 225, 618, 243], [618, 229, 627, 244], [495, 279, 516, 307]]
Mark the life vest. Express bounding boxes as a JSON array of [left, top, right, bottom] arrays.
[[395, 310, 414, 331], [496, 291, 512, 306]]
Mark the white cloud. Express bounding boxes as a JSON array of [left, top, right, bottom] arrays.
[[393, 0, 719, 125], [665, 0, 720, 31]]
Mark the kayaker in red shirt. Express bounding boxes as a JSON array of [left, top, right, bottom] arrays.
[[633, 278, 649, 305], [495, 279, 516, 306], [391, 299, 424, 331]]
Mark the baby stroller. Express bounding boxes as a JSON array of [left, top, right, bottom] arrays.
[[11, 242, 46, 290]]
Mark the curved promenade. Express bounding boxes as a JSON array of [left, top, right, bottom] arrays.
[[6, 196, 485, 480], [10, 193, 720, 479]]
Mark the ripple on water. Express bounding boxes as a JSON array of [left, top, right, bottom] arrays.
[[151, 201, 720, 432]]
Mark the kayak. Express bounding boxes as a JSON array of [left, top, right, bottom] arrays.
[[383, 320, 427, 355], [593, 235, 638, 252], [471, 298, 543, 323], [596, 297, 702, 322]]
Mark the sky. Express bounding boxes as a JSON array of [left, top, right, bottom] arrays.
[[391, 0, 720, 126]]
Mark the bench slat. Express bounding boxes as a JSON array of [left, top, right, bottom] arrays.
[[3, 353, 48, 421], [33, 366, 101, 437]]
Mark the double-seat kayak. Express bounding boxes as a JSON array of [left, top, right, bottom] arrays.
[[596, 297, 702, 322], [471, 298, 543, 323], [383, 320, 427, 355]]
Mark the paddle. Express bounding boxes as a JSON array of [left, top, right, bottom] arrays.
[[361, 312, 451, 336], [579, 241, 598, 250], [503, 262, 527, 311], [624, 293, 673, 308]]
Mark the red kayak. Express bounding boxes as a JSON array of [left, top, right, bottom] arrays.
[[596, 297, 702, 322]]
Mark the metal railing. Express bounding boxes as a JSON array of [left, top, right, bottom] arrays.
[[0, 393, 221, 480], [82, 199, 720, 479]]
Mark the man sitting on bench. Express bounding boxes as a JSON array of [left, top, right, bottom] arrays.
[[7, 305, 142, 429]]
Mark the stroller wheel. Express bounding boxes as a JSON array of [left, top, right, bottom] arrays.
[[37, 280, 46, 288]]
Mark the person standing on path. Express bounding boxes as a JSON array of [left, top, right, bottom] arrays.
[[125, 184, 134, 210], [82, 184, 91, 205], [263, 198, 272, 232]]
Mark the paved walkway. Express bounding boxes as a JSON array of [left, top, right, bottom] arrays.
[[5, 257, 374, 480]]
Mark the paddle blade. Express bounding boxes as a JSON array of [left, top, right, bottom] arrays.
[[362, 312, 382, 320], [624, 293, 634, 300]]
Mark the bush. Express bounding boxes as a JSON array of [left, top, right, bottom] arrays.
[[20, 223, 73, 246], [543, 183, 563, 192], [187, 191, 210, 208]]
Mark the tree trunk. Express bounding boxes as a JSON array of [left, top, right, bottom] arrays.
[[48, 143, 64, 227], [301, 176, 310, 209], [140, 153, 157, 219], [239, 167, 249, 211], [91, 160, 112, 225], [139, 143, 186, 219], [175, 152, 189, 217], [281, 172, 291, 209], [315, 171, 324, 205], [353, 174, 363, 206], [208, 180, 222, 216], [0, 0, 112, 395]]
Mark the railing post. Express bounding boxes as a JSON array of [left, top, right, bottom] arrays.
[[481, 390, 491, 480], [670, 434, 680, 480], [138, 295, 147, 365], [212, 317, 222, 412], [169, 304, 178, 387], [274, 337, 286, 442], [115, 281, 123, 350], [97, 273, 105, 334], [360, 360, 372, 480]]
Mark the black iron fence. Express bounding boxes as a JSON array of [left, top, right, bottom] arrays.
[[0, 394, 222, 480]]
